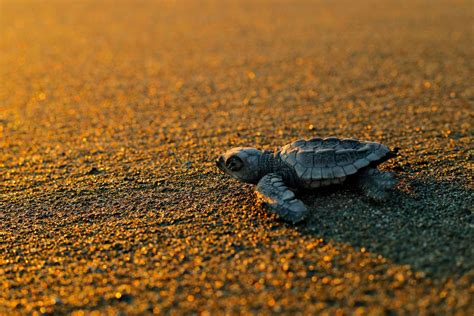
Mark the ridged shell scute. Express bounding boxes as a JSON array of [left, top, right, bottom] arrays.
[[313, 149, 336, 167], [340, 139, 360, 149], [279, 144, 298, 167], [296, 150, 315, 167], [335, 149, 358, 166], [321, 137, 340, 148]]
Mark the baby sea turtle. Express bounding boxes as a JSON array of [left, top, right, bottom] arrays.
[[216, 137, 398, 223]]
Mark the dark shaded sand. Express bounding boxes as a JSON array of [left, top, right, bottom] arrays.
[[1, 0, 473, 314]]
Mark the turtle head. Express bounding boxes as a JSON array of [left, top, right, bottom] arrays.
[[216, 147, 263, 184]]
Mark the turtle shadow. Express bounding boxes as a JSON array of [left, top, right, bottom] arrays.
[[295, 177, 474, 279]]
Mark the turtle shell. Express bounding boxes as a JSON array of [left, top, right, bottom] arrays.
[[279, 137, 391, 187]]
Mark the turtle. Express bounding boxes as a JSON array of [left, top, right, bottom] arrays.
[[216, 136, 399, 223]]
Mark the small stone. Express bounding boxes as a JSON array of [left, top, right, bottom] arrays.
[[87, 167, 101, 175]]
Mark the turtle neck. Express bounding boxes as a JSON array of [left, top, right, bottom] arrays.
[[258, 150, 277, 179]]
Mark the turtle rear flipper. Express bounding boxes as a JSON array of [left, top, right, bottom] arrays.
[[256, 173, 309, 223], [356, 168, 397, 201]]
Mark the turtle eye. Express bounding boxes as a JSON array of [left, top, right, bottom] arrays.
[[226, 156, 243, 171]]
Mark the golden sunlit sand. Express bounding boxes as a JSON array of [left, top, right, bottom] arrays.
[[1, 0, 473, 314]]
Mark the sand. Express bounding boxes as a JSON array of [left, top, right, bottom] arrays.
[[1, 0, 473, 314]]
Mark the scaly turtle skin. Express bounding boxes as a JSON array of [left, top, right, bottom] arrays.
[[216, 137, 398, 223]]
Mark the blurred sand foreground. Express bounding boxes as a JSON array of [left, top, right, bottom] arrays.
[[1, 0, 473, 314]]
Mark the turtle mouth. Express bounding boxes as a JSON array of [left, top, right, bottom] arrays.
[[216, 156, 225, 172]]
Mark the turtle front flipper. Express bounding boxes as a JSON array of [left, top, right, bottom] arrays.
[[256, 173, 309, 223]]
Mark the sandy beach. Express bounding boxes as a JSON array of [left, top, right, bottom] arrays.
[[1, 0, 473, 314]]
